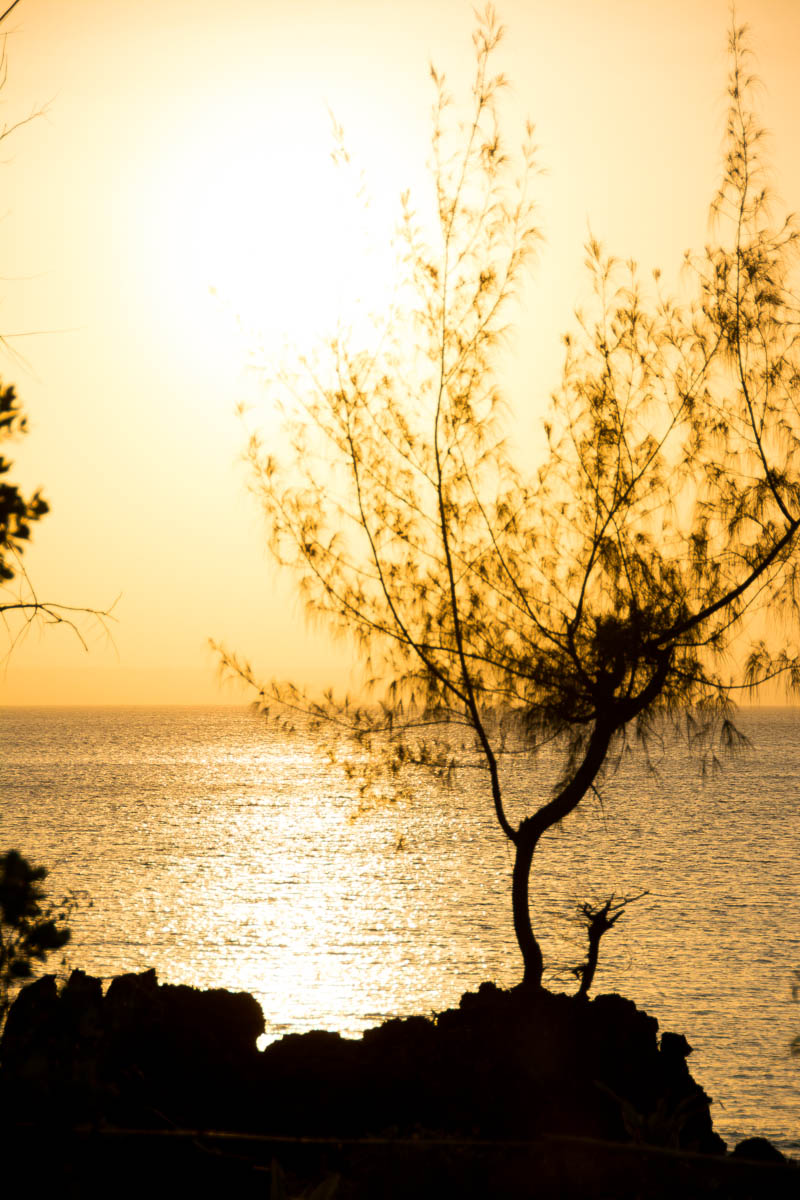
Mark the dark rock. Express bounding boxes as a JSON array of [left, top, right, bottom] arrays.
[[458, 979, 507, 1011], [0, 972, 59, 1075], [102, 968, 264, 1063], [660, 1030, 692, 1061], [732, 1136, 787, 1163], [0, 971, 729, 1159], [60, 969, 104, 1043], [257, 1029, 369, 1135], [158, 982, 265, 1060], [104, 967, 160, 1043], [105, 966, 159, 1010], [0, 967, 266, 1128], [262, 1028, 350, 1069]]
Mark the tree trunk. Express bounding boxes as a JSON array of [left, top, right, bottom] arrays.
[[575, 929, 600, 1000], [511, 819, 543, 990]]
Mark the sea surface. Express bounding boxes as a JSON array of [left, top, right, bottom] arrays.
[[0, 705, 797, 1153]]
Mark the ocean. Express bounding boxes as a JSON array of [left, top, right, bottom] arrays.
[[0, 704, 797, 1153]]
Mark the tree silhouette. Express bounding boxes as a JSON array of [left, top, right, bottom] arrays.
[[570, 892, 649, 1000], [0, 850, 73, 1022], [0, 382, 48, 582], [0, 378, 112, 653], [219, 12, 800, 992]]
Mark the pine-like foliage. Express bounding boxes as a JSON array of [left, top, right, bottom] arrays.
[[0, 850, 73, 1022], [219, 14, 800, 989], [0, 383, 49, 584]]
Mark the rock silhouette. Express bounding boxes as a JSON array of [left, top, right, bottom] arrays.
[[1, 970, 796, 1197]]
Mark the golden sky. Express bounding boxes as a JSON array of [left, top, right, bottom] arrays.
[[1, 0, 798, 705]]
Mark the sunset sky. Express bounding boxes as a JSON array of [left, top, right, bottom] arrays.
[[1, 0, 798, 705]]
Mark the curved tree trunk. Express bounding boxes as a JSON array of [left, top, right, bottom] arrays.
[[509, 718, 619, 991], [575, 926, 601, 1000], [507, 684, 668, 990], [511, 819, 544, 989]]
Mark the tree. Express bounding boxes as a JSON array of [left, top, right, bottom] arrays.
[[570, 892, 649, 1000], [0, 850, 73, 1022], [219, 11, 800, 993], [0, 382, 49, 580], [0, 378, 112, 652]]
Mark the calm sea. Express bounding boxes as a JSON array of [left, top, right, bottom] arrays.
[[0, 705, 797, 1152]]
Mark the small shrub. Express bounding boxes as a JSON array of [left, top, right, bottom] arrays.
[[0, 850, 75, 1022]]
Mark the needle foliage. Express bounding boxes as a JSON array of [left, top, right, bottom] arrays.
[[219, 12, 800, 990], [0, 850, 73, 1023]]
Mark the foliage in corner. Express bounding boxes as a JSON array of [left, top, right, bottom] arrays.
[[0, 383, 49, 583], [0, 849, 74, 1022]]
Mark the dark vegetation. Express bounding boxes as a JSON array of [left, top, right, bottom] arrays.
[[0, 850, 73, 1023], [0, 383, 48, 584], [0, 376, 112, 646]]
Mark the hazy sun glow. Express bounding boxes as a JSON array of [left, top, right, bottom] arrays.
[[0, 0, 797, 704], [147, 99, 404, 370]]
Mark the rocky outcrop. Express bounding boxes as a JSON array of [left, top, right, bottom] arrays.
[[0, 969, 723, 1154], [3, 971, 797, 1196], [0, 967, 264, 1127], [251, 982, 725, 1152]]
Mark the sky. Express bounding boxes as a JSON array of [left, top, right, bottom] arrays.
[[0, 0, 798, 705]]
